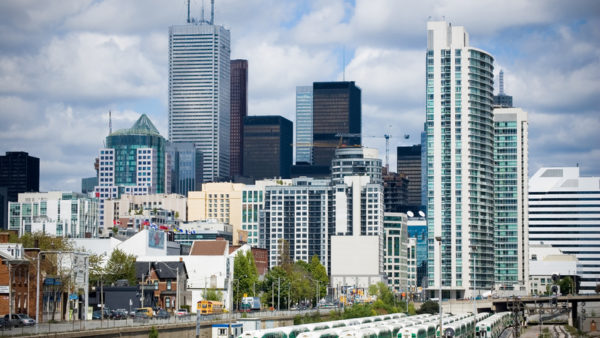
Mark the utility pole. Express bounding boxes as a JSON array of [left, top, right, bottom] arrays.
[[176, 265, 179, 311], [277, 277, 280, 311], [271, 282, 274, 309]]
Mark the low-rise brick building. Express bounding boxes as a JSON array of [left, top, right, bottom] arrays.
[[135, 261, 187, 312]]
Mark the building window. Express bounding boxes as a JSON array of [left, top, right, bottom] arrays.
[[154, 280, 159, 290], [167, 280, 172, 290], [165, 297, 171, 308]]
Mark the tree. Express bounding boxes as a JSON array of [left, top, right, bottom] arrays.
[[278, 239, 292, 270], [9, 231, 73, 251], [417, 300, 439, 314], [203, 288, 223, 301], [233, 250, 259, 309], [558, 277, 573, 295], [88, 253, 106, 286], [104, 248, 136, 285], [308, 255, 329, 302], [595, 283, 600, 294], [261, 266, 290, 309]]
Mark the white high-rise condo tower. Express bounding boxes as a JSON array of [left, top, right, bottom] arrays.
[[493, 108, 529, 293], [425, 21, 495, 299], [168, 10, 230, 182]]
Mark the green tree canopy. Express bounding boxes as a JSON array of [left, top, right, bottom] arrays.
[[9, 231, 73, 251], [261, 266, 290, 309], [417, 300, 439, 314], [233, 250, 259, 308], [203, 288, 223, 301], [104, 248, 136, 285]]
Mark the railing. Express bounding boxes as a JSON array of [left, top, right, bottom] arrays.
[[0, 309, 332, 336]]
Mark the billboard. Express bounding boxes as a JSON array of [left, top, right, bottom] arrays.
[[148, 229, 165, 249]]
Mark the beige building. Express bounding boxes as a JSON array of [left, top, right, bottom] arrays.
[[103, 194, 187, 233], [188, 182, 245, 244]]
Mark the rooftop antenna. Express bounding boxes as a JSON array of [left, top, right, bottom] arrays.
[[109, 110, 112, 135], [187, 0, 191, 23], [342, 46, 346, 81], [210, 0, 214, 24], [201, 0, 205, 23], [499, 69, 505, 95]]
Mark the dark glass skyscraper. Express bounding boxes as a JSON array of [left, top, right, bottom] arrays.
[[312, 81, 361, 167], [230, 59, 248, 178], [396, 145, 422, 211], [167, 142, 203, 196], [0, 151, 39, 202], [243, 116, 293, 180]]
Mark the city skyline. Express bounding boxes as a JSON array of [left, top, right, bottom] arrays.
[[0, 0, 598, 191]]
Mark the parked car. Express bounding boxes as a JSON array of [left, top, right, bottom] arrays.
[[3, 314, 23, 328], [92, 310, 102, 320], [156, 309, 170, 319], [174, 308, 189, 317], [135, 307, 153, 318], [0, 317, 7, 330], [110, 309, 128, 320]]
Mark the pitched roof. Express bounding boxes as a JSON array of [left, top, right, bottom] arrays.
[[110, 114, 161, 137], [135, 261, 187, 280], [190, 240, 228, 256]]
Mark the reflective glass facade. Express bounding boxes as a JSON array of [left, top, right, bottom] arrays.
[[493, 108, 528, 290], [295, 86, 313, 164], [312, 82, 361, 167], [168, 23, 231, 182]]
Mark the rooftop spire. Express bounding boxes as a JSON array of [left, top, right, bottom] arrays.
[[499, 69, 505, 95]]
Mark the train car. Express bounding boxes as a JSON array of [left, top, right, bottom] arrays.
[[198, 300, 225, 315]]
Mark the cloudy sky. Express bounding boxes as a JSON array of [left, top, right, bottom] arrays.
[[0, 0, 599, 192]]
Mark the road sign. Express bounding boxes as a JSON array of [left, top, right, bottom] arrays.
[[444, 327, 455, 337]]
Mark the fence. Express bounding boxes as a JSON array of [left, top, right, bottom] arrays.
[[0, 308, 332, 336]]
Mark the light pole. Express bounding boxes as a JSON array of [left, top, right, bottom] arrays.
[[435, 236, 442, 338], [470, 244, 477, 338]]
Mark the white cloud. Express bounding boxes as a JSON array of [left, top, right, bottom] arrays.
[[0, 0, 599, 192]]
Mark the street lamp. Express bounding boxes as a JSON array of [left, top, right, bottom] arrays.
[[470, 244, 477, 338], [435, 236, 442, 338]]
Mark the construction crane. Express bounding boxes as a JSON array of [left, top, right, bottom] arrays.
[[293, 132, 410, 169]]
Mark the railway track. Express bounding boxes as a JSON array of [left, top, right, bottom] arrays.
[[551, 324, 570, 337]]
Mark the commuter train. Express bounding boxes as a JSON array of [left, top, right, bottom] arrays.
[[239, 311, 513, 338]]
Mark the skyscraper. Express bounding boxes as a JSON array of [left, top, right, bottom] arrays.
[[529, 167, 600, 294], [397, 145, 423, 211], [426, 21, 495, 299], [312, 82, 361, 167], [295, 86, 313, 164], [243, 116, 293, 180], [168, 14, 231, 182], [230, 59, 248, 178], [493, 108, 528, 291], [166, 142, 203, 196], [0, 151, 39, 202], [94, 114, 166, 234]]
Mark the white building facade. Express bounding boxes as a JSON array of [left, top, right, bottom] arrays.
[[330, 176, 385, 290], [383, 212, 409, 293], [8, 192, 99, 238], [529, 167, 600, 294], [168, 22, 231, 182], [493, 108, 529, 292], [425, 21, 495, 299]]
